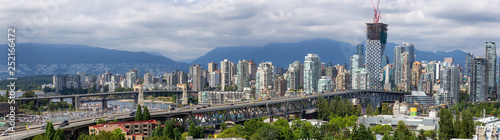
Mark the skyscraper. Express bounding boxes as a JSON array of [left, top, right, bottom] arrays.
[[365, 23, 388, 90], [410, 62, 422, 90], [143, 72, 153, 85], [126, 69, 138, 88], [303, 54, 321, 94], [190, 64, 204, 91], [485, 41, 497, 95], [284, 63, 300, 91], [394, 46, 404, 87], [352, 68, 368, 90], [465, 53, 474, 77], [350, 55, 362, 71], [236, 60, 249, 91], [208, 62, 218, 73], [470, 57, 488, 102], [256, 62, 274, 98], [220, 59, 233, 91], [248, 60, 257, 80], [357, 44, 365, 68]]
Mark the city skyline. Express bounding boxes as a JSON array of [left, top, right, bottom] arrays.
[[1, 0, 499, 62]]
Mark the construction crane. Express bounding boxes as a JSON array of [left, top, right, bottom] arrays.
[[371, 0, 381, 23]]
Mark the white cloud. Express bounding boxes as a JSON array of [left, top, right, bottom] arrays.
[[0, 0, 498, 61]]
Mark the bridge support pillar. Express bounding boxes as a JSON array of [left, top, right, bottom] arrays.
[[177, 84, 188, 105], [72, 96, 80, 111], [102, 100, 107, 111], [138, 88, 144, 107]]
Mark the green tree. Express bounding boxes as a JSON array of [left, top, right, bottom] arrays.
[[418, 129, 426, 140], [163, 121, 174, 138], [97, 118, 106, 124], [371, 124, 393, 135], [460, 110, 475, 138], [45, 122, 55, 140], [394, 121, 414, 140], [112, 128, 125, 140], [135, 105, 143, 121], [366, 104, 373, 115], [21, 90, 37, 98], [381, 103, 389, 115], [53, 129, 65, 140], [273, 118, 294, 140], [188, 122, 203, 138], [218, 125, 245, 138], [220, 122, 227, 131], [439, 108, 455, 140], [254, 124, 280, 140], [173, 127, 182, 140], [33, 135, 46, 140], [143, 105, 151, 121], [351, 124, 375, 140]]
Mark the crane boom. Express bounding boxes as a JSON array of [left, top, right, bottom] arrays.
[[371, 0, 381, 23]]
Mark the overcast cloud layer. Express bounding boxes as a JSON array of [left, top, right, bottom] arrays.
[[1, 0, 499, 62]]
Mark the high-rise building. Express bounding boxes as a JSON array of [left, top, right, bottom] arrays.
[[335, 72, 351, 91], [256, 62, 274, 99], [274, 76, 286, 96], [190, 64, 204, 91], [164, 71, 178, 86], [318, 76, 333, 93], [143, 72, 153, 85], [220, 59, 233, 91], [465, 53, 474, 77], [248, 60, 257, 80], [411, 62, 422, 90], [400, 52, 411, 91], [352, 68, 369, 90], [126, 69, 138, 88], [209, 71, 220, 88], [403, 42, 415, 66], [470, 57, 488, 102], [357, 44, 365, 68], [208, 62, 218, 73], [284, 63, 300, 91], [178, 71, 188, 84], [303, 54, 321, 94], [365, 23, 388, 90], [382, 64, 394, 90], [350, 55, 362, 71], [485, 41, 497, 95], [291, 61, 304, 87], [236, 60, 249, 92], [441, 66, 460, 104], [77, 72, 85, 88]]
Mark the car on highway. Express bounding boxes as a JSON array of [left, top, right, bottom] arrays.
[[195, 107, 200, 109], [267, 98, 271, 100], [177, 109, 182, 111], [230, 104, 234, 106], [202, 106, 206, 108], [109, 116, 115, 119], [63, 120, 69, 125], [92, 118, 98, 122], [4, 129, 13, 133], [207, 104, 211, 107], [170, 107, 176, 111], [1, 132, 8, 136], [41, 125, 46, 130]]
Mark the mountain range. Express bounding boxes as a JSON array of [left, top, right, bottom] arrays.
[[0, 39, 468, 79], [0, 43, 189, 79], [192, 38, 467, 69]]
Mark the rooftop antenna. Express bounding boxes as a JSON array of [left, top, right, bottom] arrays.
[[371, 0, 381, 23]]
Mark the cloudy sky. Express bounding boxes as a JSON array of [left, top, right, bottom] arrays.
[[2, 0, 499, 62]]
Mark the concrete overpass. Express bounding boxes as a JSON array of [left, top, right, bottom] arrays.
[[16, 89, 198, 110], [9, 90, 407, 140]]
